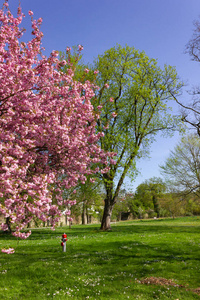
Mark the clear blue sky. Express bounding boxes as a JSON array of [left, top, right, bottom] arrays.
[[3, 0, 200, 191]]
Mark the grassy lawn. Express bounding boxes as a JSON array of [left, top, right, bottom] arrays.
[[0, 217, 200, 299]]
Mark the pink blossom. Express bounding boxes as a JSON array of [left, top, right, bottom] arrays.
[[51, 50, 59, 57], [1, 223, 8, 231], [78, 44, 83, 51], [110, 97, 114, 102], [12, 231, 31, 239], [112, 112, 118, 118], [28, 10, 33, 16], [109, 152, 117, 157], [60, 60, 67, 66], [70, 200, 76, 205], [84, 68, 89, 73], [94, 70, 99, 74], [1, 248, 15, 254], [104, 83, 109, 89], [110, 159, 117, 165], [90, 178, 96, 183], [37, 17, 43, 24], [100, 167, 110, 174]]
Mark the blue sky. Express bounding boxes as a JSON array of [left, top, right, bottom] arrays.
[[3, 0, 200, 191]]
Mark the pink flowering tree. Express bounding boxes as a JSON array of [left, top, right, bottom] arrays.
[[0, 1, 111, 245]]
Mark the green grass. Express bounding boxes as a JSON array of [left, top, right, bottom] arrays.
[[0, 217, 200, 299]]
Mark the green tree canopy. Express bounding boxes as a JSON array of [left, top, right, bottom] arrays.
[[134, 177, 166, 217], [60, 44, 183, 230], [93, 45, 183, 229]]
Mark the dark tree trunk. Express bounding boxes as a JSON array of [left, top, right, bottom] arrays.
[[6, 217, 12, 233], [82, 202, 87, 225], [100, 169, 125, 230], [100, 197, 114, 230], [87, 214, 91, 224]]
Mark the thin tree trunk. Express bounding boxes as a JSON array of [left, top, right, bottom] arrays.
[[6, 217, 12, 233], [117, 212, 121, 221], [82, 202, 87, 225], [87, 213, 91, 224]]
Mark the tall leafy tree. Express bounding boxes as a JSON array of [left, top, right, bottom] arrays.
[[90, 45, 183, 230], [60, 45, 183, 230]]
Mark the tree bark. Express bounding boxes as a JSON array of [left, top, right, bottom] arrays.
[[100, 197, 114, 230], [6, 217, 12, 233], [82, 202, 87, 225]]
